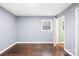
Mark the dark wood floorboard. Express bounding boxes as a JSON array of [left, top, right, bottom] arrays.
[[0, 43, 70, 56]]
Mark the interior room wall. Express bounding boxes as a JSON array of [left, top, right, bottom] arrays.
[[16, 16, 54, 42], [0, 3, 78, 56], [56, 3, 79, 55], [0, 7, 16, 52]]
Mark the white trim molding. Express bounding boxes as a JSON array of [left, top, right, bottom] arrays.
[[64, 48, 74, 56], [0, 42, 54, 54], [0, 42, 73, 56], [75, 8, 79, 56], [0, 42, 16, 54], [15, 42, 54, 44]]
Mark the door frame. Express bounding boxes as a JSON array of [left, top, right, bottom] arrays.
[[54, 16, 65, 47], [57, 16, 65, 43], [75, 7, 79, 56]]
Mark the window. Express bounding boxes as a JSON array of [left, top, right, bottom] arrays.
[[41, 20, 52, 31]]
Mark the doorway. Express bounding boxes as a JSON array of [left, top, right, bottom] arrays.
[[58, 16, 65, 43], [54, 16, 65, 47]]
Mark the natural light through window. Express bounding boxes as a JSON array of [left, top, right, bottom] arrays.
[[41, 20, 52, 31]]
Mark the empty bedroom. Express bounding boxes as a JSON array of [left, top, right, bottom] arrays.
[[0, 3, 79, 56]]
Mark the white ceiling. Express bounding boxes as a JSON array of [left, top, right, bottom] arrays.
[[0, 3, 72, 16]]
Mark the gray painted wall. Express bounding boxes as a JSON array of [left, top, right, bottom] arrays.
[[16, 16, 54, 42], [0, 7, 16, 51], [56, 3, 79, 55], [0, 3, 78, 56]]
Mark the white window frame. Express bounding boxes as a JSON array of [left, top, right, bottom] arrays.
[[41, 19, 53, 31]]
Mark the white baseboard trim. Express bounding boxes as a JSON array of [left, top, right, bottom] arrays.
[[56, 42, 64, 43], [15, 42, 54, 44], [0, 42, 74, 56], [0, 42, 54, 54], [0, 42, 16, 54], [64, 48, 74, 56]]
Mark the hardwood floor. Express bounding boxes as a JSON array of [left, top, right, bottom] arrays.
[[0, 43, 70, 56]]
